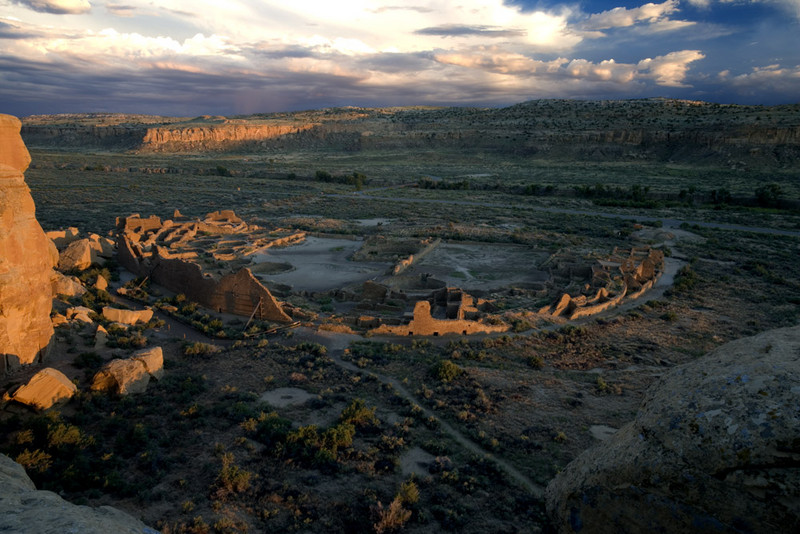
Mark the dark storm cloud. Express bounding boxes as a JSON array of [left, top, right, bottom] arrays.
[[415, 25, 527, 38], [355, 51, 435, 74]]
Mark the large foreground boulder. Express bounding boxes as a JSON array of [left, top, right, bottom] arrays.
[[546, 325, 800, 533], [4, 368, 76, 410], [0, 114, 54, 372], [0, 454, 157, 533], [91, 347, 164, 395]]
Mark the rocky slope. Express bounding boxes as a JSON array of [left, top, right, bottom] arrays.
[[0, 114, 54, 372], [0, 454, 157, 533], [545, 324, 800, 533], [20, 100, 800, 166]]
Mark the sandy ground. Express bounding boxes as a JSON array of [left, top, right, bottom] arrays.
[[414, 242, 550, 291], [252, 236, 390, 292], [259, 387, 315, 407]]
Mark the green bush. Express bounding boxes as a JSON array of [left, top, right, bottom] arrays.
[[432, 359, 462, 383]]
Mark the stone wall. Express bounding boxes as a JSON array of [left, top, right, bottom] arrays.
[[371, 300, 508, 337]]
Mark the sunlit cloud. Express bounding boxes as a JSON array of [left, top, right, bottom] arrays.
[[582, 0, 680, 30]]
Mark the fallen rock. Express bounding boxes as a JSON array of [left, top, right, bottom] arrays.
[[546, 325, 800, 533], [95, 274, 109, 291], [51, 271, 87, 297], [88, 233, 115, 258], [66, 306, 94, 323], [94, 325, 108, 350], [0, 114, 55, 371], [91, 348, 163, 395], [132, 346, 164, 380], [4, 368, 76, 410], [91, 358, 150, 395], [45, 227, 80, 248], [58, 238, 96, 271], [0, 454, 158, 533], [51, 313, 68, 327], [102, 306, 153, 325]]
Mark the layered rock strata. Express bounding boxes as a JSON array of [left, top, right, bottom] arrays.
[[0, 115, 54, 373]]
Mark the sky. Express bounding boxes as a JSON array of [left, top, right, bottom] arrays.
[[0, 0, 798, 116]]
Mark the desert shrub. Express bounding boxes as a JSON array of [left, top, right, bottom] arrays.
[[340, 398, 379, 428], [183, 342, 222, 357], [431, 360, 462, 383], [211, 452, 251, 499], [373, 497, 412, 534], [15, 449, 53, 472], [397, 480, 419, 505]]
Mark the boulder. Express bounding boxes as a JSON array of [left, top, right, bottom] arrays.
[[91, 358, 150, 395], [546, 325, 800, 533], [132, 346, 164, 380], [51, 271, 87, 297], [5, 368, 76, 410], [45, 227, 80, 249], [58, 238, 97, 271], [94, 325, 108, 350], [66, 306, 94, 324], [0, 454, 158, 533], [102, 306, 153, 325], [51, 313, 68, 327], [0, 114, 54, 370], [88, 233, 115, 258], [95, 274, 109, 291]]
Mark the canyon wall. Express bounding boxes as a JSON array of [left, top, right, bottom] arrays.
[[0, 114, 54, 373]]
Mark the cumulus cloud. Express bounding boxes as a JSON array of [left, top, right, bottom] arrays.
[[434, 46, 704, 87], [638, 50, 705, 86], [721, 63, 800, 93], [12, 0, 91, 14], [582, 0, 680, 30]]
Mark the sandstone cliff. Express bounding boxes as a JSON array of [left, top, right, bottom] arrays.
[[0, 114, 54, 373], [20, 100, 800, 166]]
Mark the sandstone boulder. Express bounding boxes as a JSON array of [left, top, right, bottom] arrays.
[[4, 368, 76, 410], [66, 306, 94, 323], [95, 274, 109, 291], [46, 227, 80, 249], [546, 325, 800, 533], [88, 233, 115, 258], [94, 324, 108, 350], [51, 313, 68, 327], [51, 271, 87, 297], [0, 454, 158, 533], [91, 358, 150, 395], [132, 346, 164, 380], [0, 114, 54, 371], [58, 238, 96, 271], [102, 306, 153, 325]]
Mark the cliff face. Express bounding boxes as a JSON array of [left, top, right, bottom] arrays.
[[0, 114, 54, 373], [140, 122, 316, 151], [19, 100, 800, 166]]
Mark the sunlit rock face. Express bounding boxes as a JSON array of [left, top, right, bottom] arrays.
[[546, 325, 800, 534], [0, 114, 54, 372]]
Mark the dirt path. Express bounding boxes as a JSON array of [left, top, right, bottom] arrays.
[[293, 328, 546, 497]]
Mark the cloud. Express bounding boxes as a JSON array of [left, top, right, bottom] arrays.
[[433, 46, 704, 87], [721, 63, 800, 94], [106, 3, 137, 17], [12, 0, 91, 14], [583, 0, 680, 30], [637, 49, 705, 86], [415, 25, 527, 38]]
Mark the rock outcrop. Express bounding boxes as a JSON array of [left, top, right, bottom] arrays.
[[546, 325, 800, 533], [3, 368, 76, 410], [0, 454, 157, 533], [91, 347, 164, 395], [0, 114, 54, 373], [102, 306, 154, 325]]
